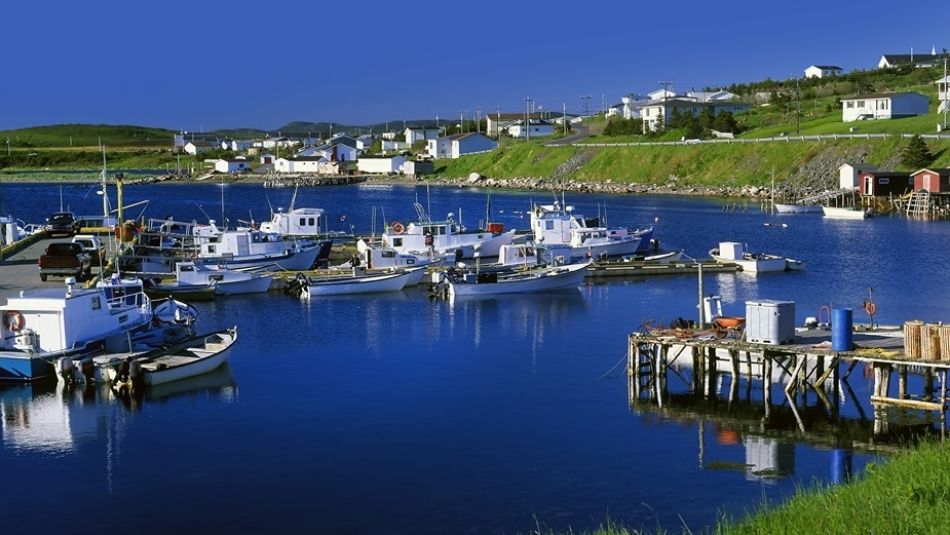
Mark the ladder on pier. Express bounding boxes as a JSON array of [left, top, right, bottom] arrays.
[[905, 190, 932, 219]]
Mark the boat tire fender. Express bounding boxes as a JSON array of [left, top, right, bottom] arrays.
[[391, 221, 404, 235], [4, 311, 25, 332]]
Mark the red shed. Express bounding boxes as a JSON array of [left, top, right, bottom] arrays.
[[858, 171, 914, 197], [911, 168, 950, 193]]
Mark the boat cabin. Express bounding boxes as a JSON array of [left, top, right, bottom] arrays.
[[911, 168, 950, 193], [858, 171, 914, 197], [532, 203, 582, 246], [259, 207, 324, 237], [197, 229, 287, 258], [0, 278, 150, 354]]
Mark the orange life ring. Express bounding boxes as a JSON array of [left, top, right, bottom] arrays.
[[864, 301, 877, 316], [391, 221, 405, 235], [4, 311, 25, 332]]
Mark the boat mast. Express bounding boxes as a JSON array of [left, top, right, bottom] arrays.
[[101, 146, 110, 221], [219, 177, 226, 229], [770, 166, 775, 215]]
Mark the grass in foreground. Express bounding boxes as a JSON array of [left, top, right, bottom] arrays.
[[719, 440, 950, 534]]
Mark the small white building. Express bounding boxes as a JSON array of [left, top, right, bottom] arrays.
[[621, 94, 650, 119], [937, 75, 949, 113], [297, 143, 359, 162], [839, 162, 877, 190], [381, 131, 397, 140], [357, 155, 407, 174], [640, 99, 750, 131], [840, 92, 929, 122], [230, 139, 254, 151], [401, 159, 434, 176], [878, 51, 941, 69], [506, 119, 555, 138], [804, 65, 843, 79], [261, 137, 300, 149], [426, 132, 498, 159], [381, 140, 411, 151], [404, 126, 440, 144], [214, 159, 248, 173], [647, 88, 677, 101], [685, 89, 739, 102], [274, 156, 326, 174], [184, 141, 216, 155], [356, 134, 374, 151], [486, 113, 546, 138], [260, 153, 276, 165]]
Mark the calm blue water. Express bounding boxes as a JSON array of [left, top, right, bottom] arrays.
[[2, 182, 949, 533]]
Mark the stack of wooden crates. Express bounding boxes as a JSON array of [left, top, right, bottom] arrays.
[[904, 320, 950, 360]]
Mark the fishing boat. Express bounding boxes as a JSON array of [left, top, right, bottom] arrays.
[[175, 262, 273, 295], [289, 267, 422, 297], [144, 280, 218, 301], [0, 276, 156, 382], [822, 206, 868, 220], [709, 242, 790, 273], [193, 221, 320, 271], [774, 203, 822, 214], [443, 261, 591, 297], [530, 201, 643, 259], [380, 202, 516, 259], [619, 250, 684, 263], [97, 328, 238, 387]]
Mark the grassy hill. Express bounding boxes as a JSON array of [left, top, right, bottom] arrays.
[[0, 124, 176, 148]]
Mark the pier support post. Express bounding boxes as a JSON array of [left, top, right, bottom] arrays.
[[898, 365, 908, 400], [705, 346, 717, 399], [924, 368, 935, 402]]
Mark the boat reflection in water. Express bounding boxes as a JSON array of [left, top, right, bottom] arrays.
[[0, 365, 237, 455]]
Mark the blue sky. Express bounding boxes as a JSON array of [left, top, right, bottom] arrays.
[[2, 0, 947, 131]]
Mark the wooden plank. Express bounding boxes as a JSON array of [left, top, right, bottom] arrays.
[[870, 396, 945, 411]]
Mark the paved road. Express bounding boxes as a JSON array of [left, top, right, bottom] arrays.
[[544, 122, 589, 146], [0, 238, 110, 299]]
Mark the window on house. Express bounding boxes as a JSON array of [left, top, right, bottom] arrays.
[[846, 102, 854, 109], [879, 178, 890, 185], [545, 221, 554, 230], [857, 101, 865, 107]]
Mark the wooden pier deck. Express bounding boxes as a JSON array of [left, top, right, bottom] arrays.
[[627, 327, 950, 425], [588, 260, 740, 278]]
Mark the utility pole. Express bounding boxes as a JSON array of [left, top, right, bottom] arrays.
[[524, 97, 531, 141], [563, 102, 567, 134], [496, 106, 502, 139], [579, 95, 591, 114], [796, 77, 801, 134], [476, 106, 481, 133], [658, 81, 673, 130], [943, 51, 948, 131]]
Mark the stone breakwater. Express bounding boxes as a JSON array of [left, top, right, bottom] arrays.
[[367, 174, 777, 199]]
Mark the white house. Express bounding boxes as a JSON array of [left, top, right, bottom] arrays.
[[647, 88, 677, 101], [804, 65, 843, 79], [840, 92, 929, 122], [261, 137, 300, 149], [381, 131, 397, 140], [506, 119, 555, 138], [214, 159, 249, 173], [381, 140, 411, 151], [357, 155, 407, 174], [640, 99, 750, 131], [184, 141, 216, 155], [486, 113, 546, 138], [401, 159, 434, 176], [404, 126, 440, 144], [839, 163, 877, 190], [426, 132, 498, 159], [621, 94, 650, 119], [230, 139, 254, 151], [274, 156, 329, 174], [878, 50, 941, 69], [260, 153, 276, 165], [356, 134, 374, 151], [685, 89, 739, 102], [937, 75, 949, 113], [605, 103, 623, 117], [297, 143, 359, 162]]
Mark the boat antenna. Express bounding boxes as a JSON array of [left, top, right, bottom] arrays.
[[101, 145, 111, 221], [219, 177, 226, 228], [426, 182, 431, 217], [197, 204, 213, 223], [485, 188, 491, 229], [290, 184, 299, 211], [266, 194, 274, 219]]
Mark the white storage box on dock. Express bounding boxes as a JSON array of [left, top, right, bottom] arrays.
[[745, 300, 796, 345]]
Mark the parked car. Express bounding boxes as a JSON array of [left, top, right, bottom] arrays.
[[46, 212, 80, 236], [38, 242, 92, 282], [71, 234, 106, 264]]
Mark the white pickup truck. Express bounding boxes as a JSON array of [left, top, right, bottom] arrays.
[[71, 234, 106, 264]]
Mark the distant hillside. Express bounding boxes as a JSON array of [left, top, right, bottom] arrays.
[[0, 124, 176, 148], [275, 119, 443, 136]]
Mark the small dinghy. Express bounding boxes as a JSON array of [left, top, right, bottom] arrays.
[[99, 327, 238, 387], [287, 266, 423, 297], [442, 261, 590, 297]]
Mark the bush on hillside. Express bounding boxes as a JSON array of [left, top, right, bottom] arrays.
[[901, 135, 935, 169]]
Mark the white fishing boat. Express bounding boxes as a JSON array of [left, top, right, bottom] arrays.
[[0, 276, 156, 382], [174, 262, 273, 295], [193, 221, 319, 271], [531, 201, 641, 258], [619, 250, 685, 263], [98, 328, 238, 387], [260, 207, 325, 237], [774, 203, 822, 214], [444, 261, 591, 297], [380, 202, 516, 259], [822, 206, 868, 220], [709, 242, 790, 273], [292, 267, 422, 297]]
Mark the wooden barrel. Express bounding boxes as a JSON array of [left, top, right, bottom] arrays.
[[922, 323, 941, 360], [904, 320, 923, 359], [940, 325, 950, 362]]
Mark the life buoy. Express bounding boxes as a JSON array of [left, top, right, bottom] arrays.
[[864, 300, 877, 316], [391, 221, 405, 235], [4, 311, 25, 332]]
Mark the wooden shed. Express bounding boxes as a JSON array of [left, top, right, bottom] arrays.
[[911, 168, 950, 193], [858, 171, 914, 197]]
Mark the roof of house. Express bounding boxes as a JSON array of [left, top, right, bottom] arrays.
[[912, 168, 950, 176], [405, 125, 439, 131], [489, 112, 547, 122], [809, 65, 843, 70], [881, 54, 939, 65], [359, 154, 406, 160], [841, 91, 928, 100], [643, 98, 748, 108], [291, 156, 326, 162], [444, 132, 488, 141]]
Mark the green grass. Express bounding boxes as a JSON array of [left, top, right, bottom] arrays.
[[436, 142, 579, 178], [0, 124, 175, 148], [719, 440, 950, 535]]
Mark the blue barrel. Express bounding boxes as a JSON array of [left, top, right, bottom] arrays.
[[832, 308, 853, 351]]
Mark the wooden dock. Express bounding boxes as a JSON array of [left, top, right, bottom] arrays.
[[627, 327, 950, 436]]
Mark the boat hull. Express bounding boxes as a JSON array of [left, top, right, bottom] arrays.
[[822, 206, 867, 220], [202, 244, 319, 271], [775, 203, 822, 214], [144, 345, 232, 386], [448, 262, 589, 297], [571, 237, 641, 259], [215, 274, 274, 295], [306, 271, 411, 296]]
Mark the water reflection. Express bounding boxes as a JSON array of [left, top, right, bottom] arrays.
[[0, 365, 237, 455]]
